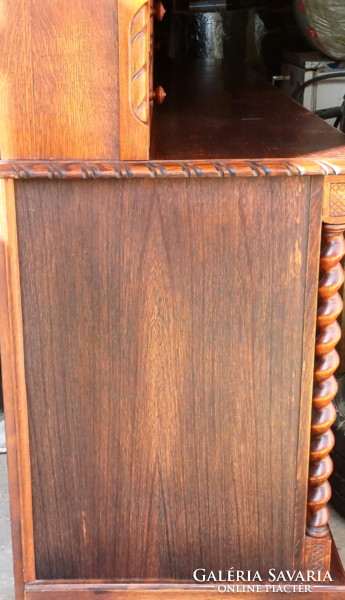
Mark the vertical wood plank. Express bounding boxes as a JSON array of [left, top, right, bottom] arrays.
[[0, 0, 119, 159], [0, 180, 35, 584], [293, 177, 323, 568], [118, 0, 150, 160]]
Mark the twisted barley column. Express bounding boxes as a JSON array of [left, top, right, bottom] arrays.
[[307, 223, 345, 538]]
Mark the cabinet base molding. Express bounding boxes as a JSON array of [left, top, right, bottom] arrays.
[[23, 541, 345, 599]]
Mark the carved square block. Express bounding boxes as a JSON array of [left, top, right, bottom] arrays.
[[324, 177, 345, 224], [305, 534, 332, 577]]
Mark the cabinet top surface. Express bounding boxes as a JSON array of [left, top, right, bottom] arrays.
[[150, 60, 345, 162], [1, 61, 345, 180]]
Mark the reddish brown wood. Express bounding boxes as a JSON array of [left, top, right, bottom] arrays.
[[14, 175, 315, 580], [0, 180, 35, 592], [22, 542, 345, 600], [305, 533, 332, 579], [24, 591, 345, 600], [118, 0, 151, 160], [23, 589, 345, 600], [0, 180, 25, 599], [150, 86, 166, 104], [150, 63, 345, 161], [152, 2, 165, 21], [307, 223, 345, 539], [293, 177, 324, 569], [22, 540, 345, 599], [0, 159, 343, 180]]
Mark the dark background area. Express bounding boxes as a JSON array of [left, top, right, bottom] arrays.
[[155, 0, 310, 80]]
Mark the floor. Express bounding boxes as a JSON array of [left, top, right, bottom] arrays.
[[0, 454, 344, 599]]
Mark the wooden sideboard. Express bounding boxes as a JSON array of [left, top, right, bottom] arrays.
[[1, 2, 345, 599]]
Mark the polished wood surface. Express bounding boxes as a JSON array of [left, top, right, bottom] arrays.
[[14, 175, 319, 581], [0, 180, 35, 589], [150, 61, 345, 161], [0, 159, 344, 180], [118, 0, 151, 160], [0, 181, 26, 598], [0, 0, 119, 160], [308, 224, 345, 541], [294, 177, 324, 569], [2, 4, 345, 595], [21, 540, 345, 600], [22, 540, 345, 597]]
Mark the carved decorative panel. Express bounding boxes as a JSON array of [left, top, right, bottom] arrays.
[[329, 183, 345, 218], [310, 545, 326, 572], [305, 534, 332, 577], [324, 177, 345, 224]]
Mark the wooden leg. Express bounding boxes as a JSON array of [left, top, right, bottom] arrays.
[[306, 223, 345, 570]]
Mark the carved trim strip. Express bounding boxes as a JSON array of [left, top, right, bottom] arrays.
[[131, 3, 149, 124], [118, 0, 150, 160], [307, 223, 345, 538], [1, 159, 345, 179]]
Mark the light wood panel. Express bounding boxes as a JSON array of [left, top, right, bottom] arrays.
[[0, 0, 119, 160], [118, 0, 151, 160]]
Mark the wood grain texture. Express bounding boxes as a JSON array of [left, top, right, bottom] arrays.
[[0, 0, 119, 160], [0, 180, 26, 599], [0, 159, 343, 180], [307, 224, 345, 538], [118, 0, 150, 160], [305, 534, 332, 577], [0, 180, 35, 589], [22, 541, 345, 597], [23, 591, 345, 599], [22, 544, 345, 600], [150, 62, 345, 161], [23, 589, 345, 600], [293, 177, 323, 568], [15, 176, 315, 581]]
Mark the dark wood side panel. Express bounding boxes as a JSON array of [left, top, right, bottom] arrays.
[[22, 582, 345, 600], [15, 177, 315, 581], [293, 177, 323, 568], [0, 0, 119, 160], [22, 543, 345, 600]]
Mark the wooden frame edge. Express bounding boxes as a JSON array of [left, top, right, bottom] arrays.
[[293, 177, 324, 569], [118, 0, 150, 161], [0, 179, 35, 587], [0, 159, 344, 180]]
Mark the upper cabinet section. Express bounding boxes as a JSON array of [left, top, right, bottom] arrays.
[[119, 0, 152, 160], [0, 0, 157, 160]]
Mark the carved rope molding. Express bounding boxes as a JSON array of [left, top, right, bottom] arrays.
[[307, 223, 345, 538], [1, 159, 345, 179], [131, 2, 149, 124]]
